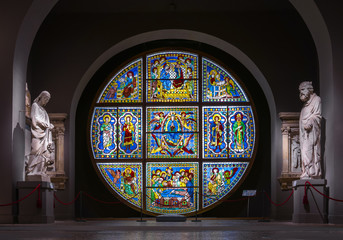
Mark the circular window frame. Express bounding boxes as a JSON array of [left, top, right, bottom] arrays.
[[87, 46, 259, 216]]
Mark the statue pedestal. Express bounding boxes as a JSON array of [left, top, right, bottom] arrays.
[[17, 181, 55, 223], [26, 174, 51, 182], [292, 179, 328, 223]]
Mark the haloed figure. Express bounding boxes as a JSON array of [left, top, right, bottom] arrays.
[[211, 114, 224, 152], [122, 115, 135, 153], [233, 113, 245, 152], [100, 114, 114, 153]]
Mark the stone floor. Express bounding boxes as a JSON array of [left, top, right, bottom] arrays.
[[0, 218, 342, 240]]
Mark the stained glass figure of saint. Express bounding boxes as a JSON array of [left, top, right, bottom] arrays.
[[98, 113, 116, 155], [209, 113, 226, 153], [120, 114, 137, 154], [203, 107, 227, 158], [116, 107, 142, 159], [207, 167, 223, 195], [228, 106, 255, 158], [122, 167, 137, 196], [231, 112, 246, 153]]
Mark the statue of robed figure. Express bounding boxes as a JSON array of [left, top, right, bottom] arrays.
[[26, 91, 55, 179], [299, 81, 322, 179]]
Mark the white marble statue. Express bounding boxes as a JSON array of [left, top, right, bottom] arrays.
[[299, 81, 322, 179], [26, 91, 55, 178], [291, 135, 301, 172]]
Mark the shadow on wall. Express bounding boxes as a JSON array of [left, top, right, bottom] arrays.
[[321, 117, 326, 180], [13, 122, 25, 181]]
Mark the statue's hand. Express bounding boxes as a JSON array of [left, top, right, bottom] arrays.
[[49, 123, 54, 129]]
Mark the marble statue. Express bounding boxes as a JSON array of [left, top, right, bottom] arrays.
[[299, 81, 322, 179], [291, 135, 301, 171], [26, 91, 55, 179]]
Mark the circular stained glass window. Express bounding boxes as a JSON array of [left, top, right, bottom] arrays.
[[89, 50, 257, 216]]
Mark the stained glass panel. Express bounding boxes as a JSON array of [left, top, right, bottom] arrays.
[[147, 107, 198, 159], [202, 162, 248, 208], [202, 58, 248, 102], [118, 107, 142, 159], [202, 107, 228, 159], [146, 162, 199, 215], [147, 133, 198, 159], [91, 107, 117, 159], [146, 80, 197, 102], [97, 163, 142, 208], [98, 59, 142, 103], [146, 52, 198, 102], [91, 50, 257, 216], [147, 107, 198, 133], [228, 106, 255, 158]]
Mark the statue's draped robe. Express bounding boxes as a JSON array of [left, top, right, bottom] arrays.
[[27, 102, 53, 175], [300, 93, 322, 178]]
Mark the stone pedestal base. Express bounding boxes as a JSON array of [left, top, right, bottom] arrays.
[[17, 181, 55, 224], [292, 179, 328, 223], [26, 174, 51, 182]]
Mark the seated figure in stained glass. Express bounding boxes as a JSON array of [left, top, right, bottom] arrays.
[[147, 52, 197, 102], [207, 168, 224, 195], [122, 167, 137, 196]]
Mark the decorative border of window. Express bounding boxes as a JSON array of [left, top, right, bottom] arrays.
[[146, 162, 199, 215], [146, 51, 198, 102], [98, 58, 142, 103], [202, 162, 249, 208], [97, 162, 142, 208], [202, 58, 248, 102]]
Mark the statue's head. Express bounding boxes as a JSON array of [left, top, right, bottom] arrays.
[[34, 91, 51, 106], [299, 81, 314, 103]]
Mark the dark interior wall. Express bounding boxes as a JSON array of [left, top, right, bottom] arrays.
[[26, 0, 318, 219], [0, 0, 34, 223], [75, 39, 270, 218], [314, 0, 343, 223], [28, 0, 317, 114]]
